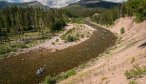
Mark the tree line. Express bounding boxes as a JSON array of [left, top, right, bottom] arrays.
[[1, 0, 145, 43], [0, 6, 98, 43], [124, 0, 146, 22]]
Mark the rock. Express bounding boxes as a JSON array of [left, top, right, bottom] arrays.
[[21, 59, 25, 61]]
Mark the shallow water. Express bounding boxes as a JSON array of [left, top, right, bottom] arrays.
[[0, 25, 117, 84]]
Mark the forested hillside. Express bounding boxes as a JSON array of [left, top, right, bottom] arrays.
[[125, 0, 146, 22], [0, 6, 98, 55], [0, 0, 145, 56], [0, 1, 49, 9]]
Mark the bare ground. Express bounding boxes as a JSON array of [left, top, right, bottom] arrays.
[[59, 17, 146, 84], [35, 23, 96, 52], [6, 23, 96, 57]]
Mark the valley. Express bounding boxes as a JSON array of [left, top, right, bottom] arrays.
[[0, 0, 146, 84]]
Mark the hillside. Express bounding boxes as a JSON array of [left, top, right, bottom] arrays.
[[0, 0, 146, 84], [0, 1, 49, 9], [0, 1, 10, 8], [68, 0, 120, 8], [59, 17, 146, 84]]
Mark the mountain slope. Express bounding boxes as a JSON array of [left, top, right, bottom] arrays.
[[69, 0, 120, 8], [0, 1, 49, 9], [0, 1, 10, 8]]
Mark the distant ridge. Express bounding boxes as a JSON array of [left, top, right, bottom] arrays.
[[0, 1, 10, 8], [0, 1, 50, 9], [69, 0, 120, 8]]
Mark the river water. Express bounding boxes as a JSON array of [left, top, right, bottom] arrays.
[[0, 24, 117, 84]]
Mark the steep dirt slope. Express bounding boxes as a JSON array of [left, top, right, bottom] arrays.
[[59, 17, 146, 84]]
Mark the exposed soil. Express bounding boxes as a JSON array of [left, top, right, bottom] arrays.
[[59, 17, 146, 84]]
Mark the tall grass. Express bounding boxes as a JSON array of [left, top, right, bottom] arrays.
[[125, 66, 146, 79], [44, 69, 76, 84]]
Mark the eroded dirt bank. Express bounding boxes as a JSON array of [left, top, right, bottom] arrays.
[[59, 17, 146, 84]]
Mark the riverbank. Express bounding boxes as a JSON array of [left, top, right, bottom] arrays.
[[2, 23, 96, 58], [59, 17, 146, 84], [0, 22, 117, 84]]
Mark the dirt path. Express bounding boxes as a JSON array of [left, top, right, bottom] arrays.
[[59, 17, 146, 84]]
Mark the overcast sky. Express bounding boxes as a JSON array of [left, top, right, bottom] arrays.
[[2, 0, 128, 8]]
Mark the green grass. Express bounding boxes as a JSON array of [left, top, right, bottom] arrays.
[[71, 18, 84, 24], [124, 66, 146, 79], [0, 42, 29, 57], [44, 76, 56, 84], [0, 46, 16, 55], [61, 28, 79, 42], [44, 69, 76, 84], [61, 69, 76, 79], [128, 80, 138, 84], [0, 30, 53, 58], [66, 35, 79, 42], [61, 28, 75, 38]]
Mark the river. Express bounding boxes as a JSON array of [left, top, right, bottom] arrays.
[[0, 23, 117, 84]]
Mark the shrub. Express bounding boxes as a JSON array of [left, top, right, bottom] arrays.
[[0, 47, 16, 55], [124, 66, 146, 79], [50, 18, 66, 32], [66, 35, 78, 42], [125, 70, 133, 79], [44, 69, 76, 84], [16, 43, 28, 49], [120, 27, 125, 34], [62, 69, 76, 79], [44, 76, 56, 84], [55, 39, 59, 42], [128, 80, 137, 84], [131, 57, 136, 64]]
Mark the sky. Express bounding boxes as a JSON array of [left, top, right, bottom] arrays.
[[2, 0, 128, 8]]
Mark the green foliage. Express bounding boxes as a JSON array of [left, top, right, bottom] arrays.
[[120, 27, 125, 34], [44, 76, 56, 84], [71, 18, 84, 24], [62, 69, 76, 79], [66, 35, 78, 42], [0, 46, 16, 55], [128, 80, 138, 84], [124, 66, 146, 79], [92, 7, 120, 25], [44, 69, 76, 84], [50, 18, 66, 32], [11, 43, 28, 49], [61, 28, 79, 42], [0, 42, 28, 56], [125, 0, 146, 22]]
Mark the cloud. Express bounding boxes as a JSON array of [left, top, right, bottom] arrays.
[[3, 0, 128, 8]]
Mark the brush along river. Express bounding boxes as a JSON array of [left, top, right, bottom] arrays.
[[0, 23, 117, 84]]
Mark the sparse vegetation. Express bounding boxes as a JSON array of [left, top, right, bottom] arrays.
[[61, 25, 92, 42], [125, 0, 146, 22], [124, 66, 146, 79], [128, 80, 138, 84], [120, 27, 125, 34], [44, 69, 76, 84], [0, 43, 29, 56], [0, 46, 16, 55], [66, 35, 78, 42], [71, 18, 84, 24], [44, 76, 56, 84], [131, 57, 136, 64]]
